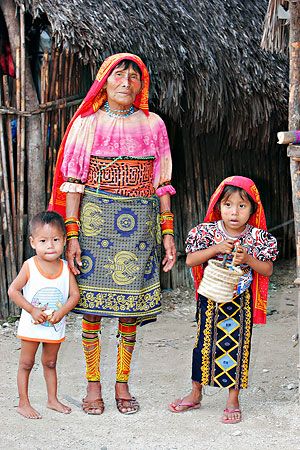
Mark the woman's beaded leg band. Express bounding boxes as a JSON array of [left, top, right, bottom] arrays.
[[116, 320, 137, 383], [82, 318, 101, 382]]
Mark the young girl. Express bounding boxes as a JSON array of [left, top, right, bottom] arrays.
[[8, 211, 80, 419], [169, 176, 278, 423]]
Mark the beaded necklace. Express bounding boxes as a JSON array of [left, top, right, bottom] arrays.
[[104, 101, 135, 118]]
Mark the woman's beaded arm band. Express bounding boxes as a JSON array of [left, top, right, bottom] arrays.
[[65, 216, 80, 241], [160, 211, 174, 236]]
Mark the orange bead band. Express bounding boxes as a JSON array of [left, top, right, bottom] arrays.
[[65, 221, 80, 241], [160, 211, 174, 236], [65, 217, 79, 241], [65, 216, 80, 225], [66, 235, 79, 241]]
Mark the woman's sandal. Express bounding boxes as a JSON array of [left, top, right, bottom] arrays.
[[82, 397, 105, 415], [115, 396, 140, 415]]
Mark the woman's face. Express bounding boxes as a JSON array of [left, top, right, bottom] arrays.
[[104, 63, 142, 110]]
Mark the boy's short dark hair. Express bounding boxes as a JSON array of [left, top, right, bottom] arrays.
[[29, 211, 66, 236]]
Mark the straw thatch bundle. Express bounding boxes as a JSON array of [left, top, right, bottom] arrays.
[[16, 0, 288, 147], [261, 0, 289, 53]]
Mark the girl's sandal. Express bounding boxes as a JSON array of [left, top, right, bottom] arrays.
[[221, 408, 242, 424], [115, 396, 140, 415]]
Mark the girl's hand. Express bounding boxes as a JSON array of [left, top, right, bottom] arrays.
[[232, 245, 249, 265], [162, 234, 176, 272], [49, 311, 63, 325], [215, 240, 235, 255], [66, 238, 82, 275], [31, 307, 47, 324]]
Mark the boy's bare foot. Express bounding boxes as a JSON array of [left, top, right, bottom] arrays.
[[47, 399, 71, 414], [17, 404, 42, 419]]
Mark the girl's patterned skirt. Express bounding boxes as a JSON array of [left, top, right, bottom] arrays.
[[192, 290, 253, 389]]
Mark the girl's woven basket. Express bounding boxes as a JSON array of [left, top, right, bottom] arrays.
[[198, 259, 243, 303]]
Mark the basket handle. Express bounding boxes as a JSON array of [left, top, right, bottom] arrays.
[[221, 254, 228, 267], [231, 243, 240, 267]]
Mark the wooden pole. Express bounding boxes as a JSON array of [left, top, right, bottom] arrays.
[[18, 4, 25, 270], [288, 1, 300, 402]]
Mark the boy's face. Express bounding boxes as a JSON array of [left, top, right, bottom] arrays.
[[30, 224, 66, 262], [220, 191, 252, 235]]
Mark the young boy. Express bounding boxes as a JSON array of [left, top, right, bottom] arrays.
[[8, 211, 80, 419]]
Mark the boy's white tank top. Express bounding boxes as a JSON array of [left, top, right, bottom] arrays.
[[17, 256, 70, 343]]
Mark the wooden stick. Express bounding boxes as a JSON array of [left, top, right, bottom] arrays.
[[0, 239, 9, 318], [61, 49, 69, 140], [41, 50, 46, 162], [0, 87, 17, 284], [68, 52, 74, 97], [0, 94, 83, 116], [15, 45, 21, 268], [49, 49, 59, 101], [2, 75, 17, 246], [277, 130, 300, 145]]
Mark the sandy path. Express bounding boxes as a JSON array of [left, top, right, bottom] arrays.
[[0, 260, 299, 450]]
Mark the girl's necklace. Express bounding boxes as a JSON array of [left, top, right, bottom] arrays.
[[104, 101, 135, 118]]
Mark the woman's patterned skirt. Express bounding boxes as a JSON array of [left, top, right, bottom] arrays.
[[192, 290, 253, 389], [73, 187, 162, 323]]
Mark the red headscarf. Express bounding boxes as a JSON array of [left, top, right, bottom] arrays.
[[192, 175, 269, 324], [49, 53, 150, 215]]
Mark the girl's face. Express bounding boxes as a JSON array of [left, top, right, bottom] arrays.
[[30, 224, 66, 262], [220, 191, 252, 235]]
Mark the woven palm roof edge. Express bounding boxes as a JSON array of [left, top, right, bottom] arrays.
[[261, 0, 289, 53], [14, 0, 288, 146]]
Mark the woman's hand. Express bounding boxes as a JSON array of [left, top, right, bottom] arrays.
[[31, 307, 47, 324], [162, 234, 176, 272], [66, 238, 82, 275]]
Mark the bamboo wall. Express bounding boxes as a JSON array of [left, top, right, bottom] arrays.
[[0, 46, 93, 318], [0, 44, 294, 318]]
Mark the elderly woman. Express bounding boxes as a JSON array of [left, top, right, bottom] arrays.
[[50, 53, 176, 415]]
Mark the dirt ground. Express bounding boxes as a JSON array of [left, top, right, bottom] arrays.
[[0, 259, 299, 450]]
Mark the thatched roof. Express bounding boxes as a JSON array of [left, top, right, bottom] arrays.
[[15, 0, 288, 146], [261, 0, 289, 53]]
